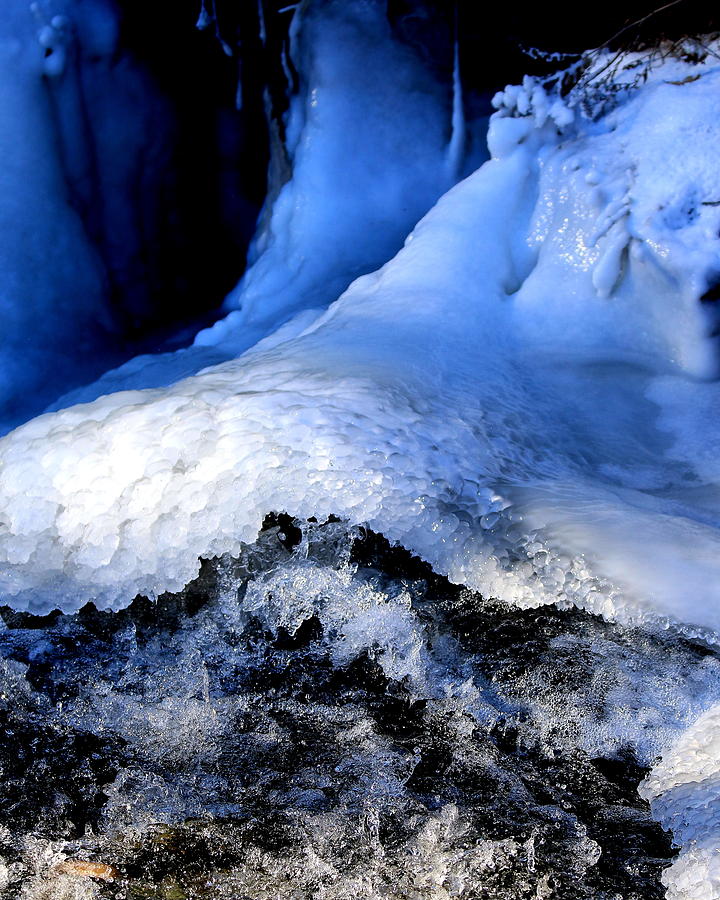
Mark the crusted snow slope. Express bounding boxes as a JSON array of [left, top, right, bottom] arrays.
[[57, 0, 467, 404], [2, 46, 720, 649]]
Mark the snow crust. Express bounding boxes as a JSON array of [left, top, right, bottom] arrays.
[[3, 45, 720, 644]]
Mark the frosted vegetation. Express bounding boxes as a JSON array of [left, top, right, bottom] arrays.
[[2, 1, 720, 897]]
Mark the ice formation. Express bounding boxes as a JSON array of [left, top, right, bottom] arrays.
[[0, 0, 180, 431], [56, 0, 472, 404], [0, 522, 704, 898], [4, 21, 720, 898], [2, 43, 720, 636], [0, 0, 117, 428], [642, 702, 720, 899]]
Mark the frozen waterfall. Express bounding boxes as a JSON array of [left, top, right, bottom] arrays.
[[1, 3, 720, 898]]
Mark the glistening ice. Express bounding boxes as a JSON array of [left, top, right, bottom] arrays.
[[2, 7, 720, 898]]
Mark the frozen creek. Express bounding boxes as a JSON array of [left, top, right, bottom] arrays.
[[0, 518, 714, 899], [2, 2, 720, 898]]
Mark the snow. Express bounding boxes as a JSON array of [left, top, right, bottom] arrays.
[[5, 34, 720, 898]]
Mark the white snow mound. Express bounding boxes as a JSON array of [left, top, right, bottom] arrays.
[[0, 46, 720, 653]]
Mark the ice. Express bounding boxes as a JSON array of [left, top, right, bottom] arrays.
[[0, 0, 117, 428], [0, 522, 690, 897], [3, 47, 720, 640], [641, 704, 720, 900], [5, 38, 720, 898], [0, 0, 177, 431], [56, 0, 473, 406], [216, 0, 457, 340]]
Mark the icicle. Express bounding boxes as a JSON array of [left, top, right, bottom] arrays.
[[286, 0, 303, 80], [196, 0, 212, 30], [281, 38, 294, 91], [277, 1, 303, 95], [235, 57, 243, 111], [207, 0, 233, 56], [444, 9, 466, 184], [257, 0, 266, 46]]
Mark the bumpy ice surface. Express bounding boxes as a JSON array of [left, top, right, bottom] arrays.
[[3, 48, 720, 635]]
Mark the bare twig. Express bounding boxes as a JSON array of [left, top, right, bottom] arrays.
[[596, 0, 687, 51]]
